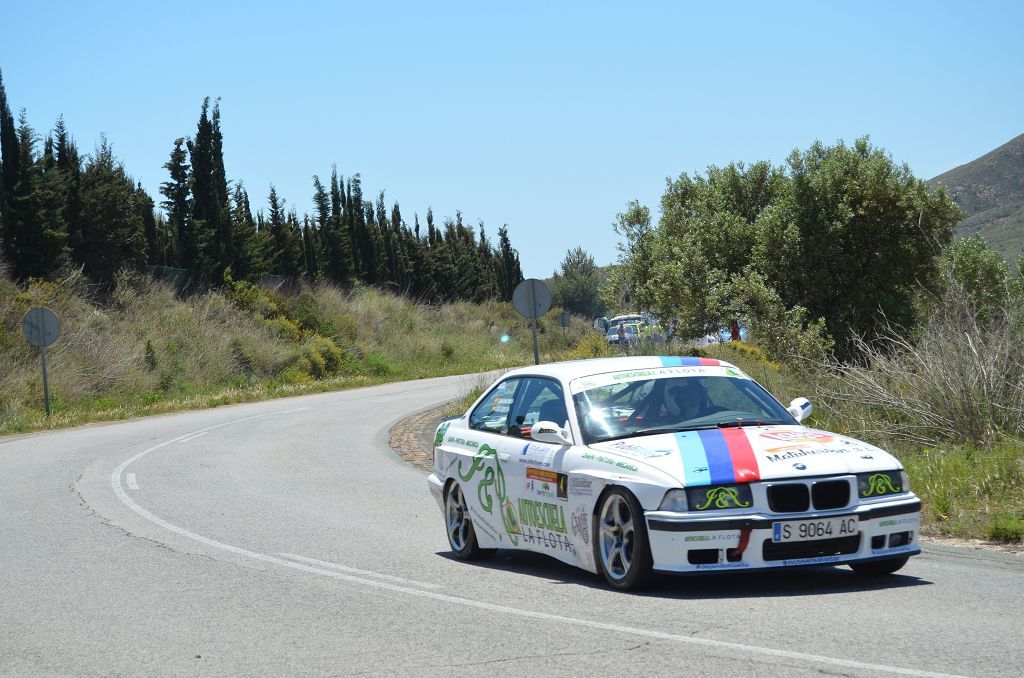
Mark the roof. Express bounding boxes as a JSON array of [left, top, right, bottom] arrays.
[[501, 355, 737, 382]]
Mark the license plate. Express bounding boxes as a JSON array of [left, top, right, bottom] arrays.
[[772, 516, 859, 543]]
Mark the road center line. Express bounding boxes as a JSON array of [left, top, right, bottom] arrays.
[[109, 407, 963, 678], [278, 553, 443, 590]]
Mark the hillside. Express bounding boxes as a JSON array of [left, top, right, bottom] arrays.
[[929, 133, 1024, 264]]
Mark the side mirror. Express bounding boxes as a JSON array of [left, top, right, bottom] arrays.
[[788, 397, 812, 423], [594, 317, 608, 332], [531, 420, 573, 446]]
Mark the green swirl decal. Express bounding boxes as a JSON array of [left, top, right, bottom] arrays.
[[434, 422, 450, 448], [695, 486, 751, 510], [864, 473, 899, 497], [458, 445, 519, 546]]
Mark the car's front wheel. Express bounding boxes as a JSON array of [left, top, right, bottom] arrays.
[[444, 482, 494, 561], [594, 488, 653, 590], [850, 555, 909, 576]]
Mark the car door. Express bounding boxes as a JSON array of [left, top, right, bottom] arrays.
[[459, 377, 524, 548], [503, 376, 576, 560]]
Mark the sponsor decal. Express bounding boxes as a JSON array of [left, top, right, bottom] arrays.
[[694, 562, 751, 570], [581, 452, 638, 473], [520, 527, 575, 553], [518, 499, 574, 554], [525, 468, 568, 500], [517, 499, 567, 533], [878, 516, 918, 528], [763, 447, 854, 463], [780, 555, 842, 566], [658, 356, 721, 368], [518, 442, 558, 469], [568, 476, 593, 497], [683, 534, 739, 543], [871, 543, 917, 554], [674, 428, 760, 486], [861, 472, 900, 497], [458, 445, 520, 546], [607, 441, 674, 458], [570, 506, 590, 545], [760, 430, 834, 443], [469, 506, 500, 541], [434, 422, 450, 448], [692, 486, 751, 510], [446, 436, 480, 449]]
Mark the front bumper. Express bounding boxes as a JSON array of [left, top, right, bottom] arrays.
[[427, 473, 445, 513], [646, 496, 921, 573]]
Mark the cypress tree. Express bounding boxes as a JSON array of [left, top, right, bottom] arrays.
[[54, 116, 82, 259], [160, 138, 191, 269], [0, 70, 21, 260], [77, 137, 146, 284], [327, 167, 354, 284]]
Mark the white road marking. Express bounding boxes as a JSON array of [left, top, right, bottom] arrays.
[[126, 473, 138, 490], [177, 431, 209, 444], [109, 408, 964, 678], [278, 553, 443, 590]]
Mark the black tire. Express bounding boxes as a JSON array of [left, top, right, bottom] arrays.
[[444, 482, 495, 561], [593, 488, 653, 591], [850, 555, 910, 576]]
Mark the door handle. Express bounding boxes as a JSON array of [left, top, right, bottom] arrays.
[[498, 453, 510, 462]]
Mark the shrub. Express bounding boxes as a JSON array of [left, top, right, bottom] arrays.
[[815, 283, 1024, 447], [986, 512, 1024, 543]]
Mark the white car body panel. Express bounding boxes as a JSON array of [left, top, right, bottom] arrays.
[[428, 356, 921, 577]]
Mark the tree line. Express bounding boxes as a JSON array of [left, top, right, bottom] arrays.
[[0, 71, 524, 302], [605, 137, 966, 361]]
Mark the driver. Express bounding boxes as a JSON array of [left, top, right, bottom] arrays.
[[663, 378, 709, 421]]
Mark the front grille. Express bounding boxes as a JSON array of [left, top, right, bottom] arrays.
[[812, 480, 850, 510], [762, 535, 861, 561], [768, 484, 810, 512]]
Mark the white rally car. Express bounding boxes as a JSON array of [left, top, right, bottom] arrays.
[[427, 356, 921, 590]]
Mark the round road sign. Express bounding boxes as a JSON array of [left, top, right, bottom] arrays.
[[23, 307, 61, 348], [512, 279, 552, 319]]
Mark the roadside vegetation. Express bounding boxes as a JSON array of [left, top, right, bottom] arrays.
[[0, 269, 590, 436]]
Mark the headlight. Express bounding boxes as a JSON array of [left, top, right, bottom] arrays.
[[658, 489, 688, 512], [856, 470, 904, 498], [901, 470, 911, 493], [686, 484, 753, 511]]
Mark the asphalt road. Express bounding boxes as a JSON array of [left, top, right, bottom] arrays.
[[2, 374, 1022, 677]]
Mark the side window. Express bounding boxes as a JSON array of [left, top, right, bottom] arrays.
[[469, 379, 520, 434], [507, 378, 568, 439]]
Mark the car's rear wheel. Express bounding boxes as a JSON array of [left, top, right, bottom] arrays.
[[444, 482, 494, 561], [594, 488, 653, 590], [850, 555, 909, 576]]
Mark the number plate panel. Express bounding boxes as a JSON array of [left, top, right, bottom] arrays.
[[772, 516, 859, 543]]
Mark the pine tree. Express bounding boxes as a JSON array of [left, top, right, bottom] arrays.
[[137, 181, 160, 265], [188, 98, 232, 283], [230, 183, 267, 281], [497, 225, 523, 300]]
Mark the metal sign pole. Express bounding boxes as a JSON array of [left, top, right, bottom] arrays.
[[529, 283, 540, 365], [40, 345, 51, 417]]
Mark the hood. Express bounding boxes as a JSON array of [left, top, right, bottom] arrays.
[[586, 425, 899, 487]]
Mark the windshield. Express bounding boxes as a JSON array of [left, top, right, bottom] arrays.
[[571, 370, 795, 444]]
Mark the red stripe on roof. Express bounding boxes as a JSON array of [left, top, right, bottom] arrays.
[[698, 358, 721, 366], [721, 428, 760, 483]]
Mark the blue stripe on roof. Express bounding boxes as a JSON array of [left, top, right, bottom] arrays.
[[659, 356, 702, 367]]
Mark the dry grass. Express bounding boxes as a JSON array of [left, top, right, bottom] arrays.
[[0, 274, 592, 436]]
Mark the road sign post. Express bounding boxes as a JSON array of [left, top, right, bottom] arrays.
[[22, 307, 61, 417], [511, 279, 552, 365]]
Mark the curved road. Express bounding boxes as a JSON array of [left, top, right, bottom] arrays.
[[2, 374, 1022, 677]]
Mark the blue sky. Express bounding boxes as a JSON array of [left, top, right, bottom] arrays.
[[2, 1, 1022, 278]]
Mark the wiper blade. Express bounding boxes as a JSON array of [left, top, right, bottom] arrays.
[[628, 425, 720, 437], [716, 419, 785, 428]]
